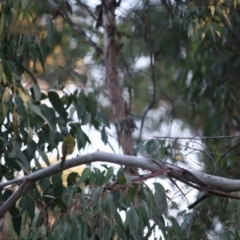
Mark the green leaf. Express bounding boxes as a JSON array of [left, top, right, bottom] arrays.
[[123, 171, 131, 183], [9, 206, 22, 236], [105, 167, 113, 182], [18, 152, 30, 173], [78, 167, 91, 184], [71, 216, 82, 238], [52, 195, 67, 211], [107, 195, 115, 217], [9, 140, 30, 173], [131, 184, 142, 200], [177, 210, 186, 217], [52, 172, 64, 196], [0, 9, 5, 39], [181, 214, 191, 234], [76, 126, 90, 149], [7, 60, 17, 74], [81, 222, 88, 239], [81, 112, 91, 125], [76, 90, 86, 120], [126, 204, 139, 235], [101, 126, 108, 145], [38, 149, 50, 166], [153, 182, 168, 216], [33, 83, 41, 102], [15, 96, 27, 120], [140, 204, 150, 225], [26, 137, 36, 156], [41, 104, 55, 125], [20, 194, 35, 220], [170, 217, 182, 237], [171, 200, 179, 210], [114, 211, 124, 238], [70, 217, 82, 238], [28, 103, 53, 130], [221, 232, 232, 240], [53, 197, 68, 211], [31, 210, 40, 229], [98, 112, 110, 128], [48, 91, 67, 121], [71, 71, 87, 84], [209, 25, 215, 41], [10, 208, 22, 236], [67, 172, 78, 186], [87, 92, 97, 120], [237, 199, 240, 223], [29, 44, 39, 62], [215, 5, 223, 15], [40, 38, 47, 67], [2, 189, 13, 201], [66, 186, 74, 207], [35, 44, 45, 71], [47, 17, 54, 48], [0, 62, 3, 83]]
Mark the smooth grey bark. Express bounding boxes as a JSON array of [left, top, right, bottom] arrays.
[[1, 151, 240, 216]]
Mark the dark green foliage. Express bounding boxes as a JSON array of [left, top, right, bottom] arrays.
[[0, 1, 111, 237], [22, 167, 169, 239], [1, 0, 240, 239]]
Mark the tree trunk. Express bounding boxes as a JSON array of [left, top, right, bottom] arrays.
[[102, 0, 136, 166]]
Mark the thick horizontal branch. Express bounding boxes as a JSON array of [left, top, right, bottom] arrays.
[[1, 151, 240, 216]]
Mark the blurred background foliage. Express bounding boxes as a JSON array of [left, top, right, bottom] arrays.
[[1, 0, 240, 239]]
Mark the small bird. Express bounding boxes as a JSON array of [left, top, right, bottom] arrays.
[[59, 133, 76, 170]]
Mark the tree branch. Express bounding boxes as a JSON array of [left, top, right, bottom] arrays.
[[188, 194, 210, 209], [210, 141, 240, 173], [76, 0, 98, 21], [47, 0, 102, 56], [154, 135, 240, 140], [1, 151, 240, 217]]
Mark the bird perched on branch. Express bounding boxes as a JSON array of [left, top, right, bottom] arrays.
[[59, 133, 76, 170]]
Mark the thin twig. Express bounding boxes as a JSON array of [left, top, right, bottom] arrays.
[[210, 142, 240, 173], [162, 0, 174, 19], [170, 178, 189, 205], [76, 0, 98, 21], [189, 140, 226, 176], [154, 135, 240, 140], [138, 0, 157, 140], [47, 0, 102, 55], [153, 21, 170, 61]]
